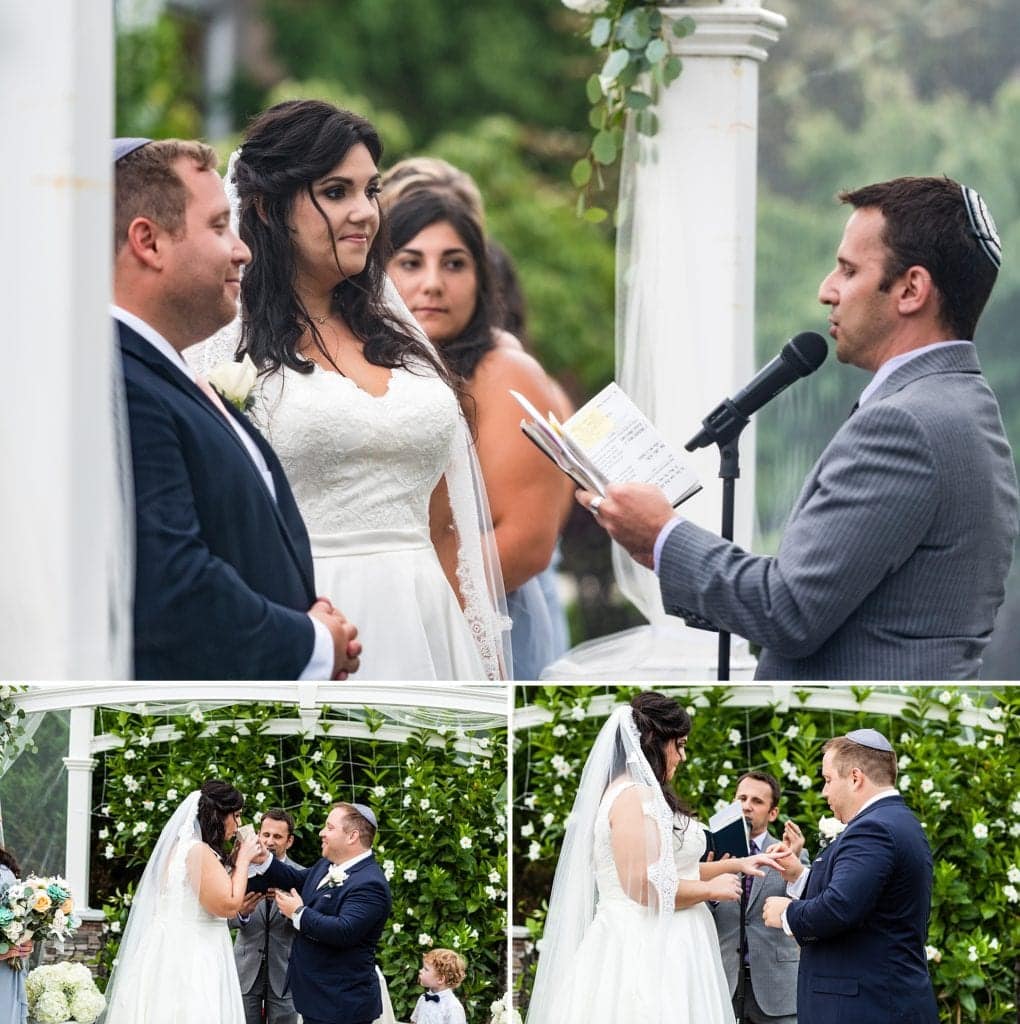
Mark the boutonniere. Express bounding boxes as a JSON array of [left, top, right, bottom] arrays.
[[817, 815, 846, 850], [325, 864, 348, 888], [207, 354, 258, 413]]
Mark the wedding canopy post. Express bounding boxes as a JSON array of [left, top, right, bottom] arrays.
[[0, 3, 130, 679], [546, 0, 786, 680]]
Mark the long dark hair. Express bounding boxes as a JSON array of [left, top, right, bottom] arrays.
[[234, 99, 452, 388], [0, 846, 20, 878], [197, 780, 244, 866], [386, 187, 501, 381], [629, 691, 693, 818]]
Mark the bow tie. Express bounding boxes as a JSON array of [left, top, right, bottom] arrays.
[[424, 993, 441, 1003]]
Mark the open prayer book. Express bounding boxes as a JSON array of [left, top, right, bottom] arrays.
[[701, 800, 751, 861], [510, 382, 701, 507]]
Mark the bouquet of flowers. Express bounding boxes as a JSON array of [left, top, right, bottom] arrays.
[[26, 962, 105, 1024], [489, 993, 523, 1024], [0, 875, 79, 971]]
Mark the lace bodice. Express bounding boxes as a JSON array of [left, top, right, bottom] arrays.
[[593, 781, 705, 909], [160, 839, 220, 924], [253, 363, 459, 536]]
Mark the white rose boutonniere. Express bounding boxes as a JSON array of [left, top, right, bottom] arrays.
[[817, 816, 846, 849], [326, 864, 348, 888], [207, 354, 258, 414]]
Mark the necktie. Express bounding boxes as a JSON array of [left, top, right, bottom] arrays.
[[848, 399, 860, 418], [424, 993, 441, 1003], [743, 838, 759, 900]]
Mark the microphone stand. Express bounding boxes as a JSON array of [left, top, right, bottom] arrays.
[[686, 397, 749, 681]]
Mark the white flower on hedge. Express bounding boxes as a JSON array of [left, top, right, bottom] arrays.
[[116, 822, 125, 833], [542, 813, 554, 828], [722, 760, 733, 771], [123, 748, 136, 760], [382, 860, 395, 880], [104, 844, 115, 860], [403, 869, 418, 883], [311, 750, 323, 763], [925, 945, 942, 962], [166, 788, 177, 801], [123, 775, 139, 793], [780, 759, 798, 781], [485, 885, 500, 900], [264, 754, 276, 767], [392, 922, 402, 933], [550, 755, 573, 778], [920, 778, 934, 793], [372, 785, 386, 798], [527, 841, 541, 861], [987, 705, 1004, 720], [553, 784, 563, 797], [460, 836, 473, 849], [142, 800, 154, 811], [993, 733, 1003, 746], [256, 792, 266, 804], [1004, 884, 1020, 904], [419, 932, 432, 946], [404, 777, 414, 788], [419, 798, 431, 811], [552, 724, 568, 738], [785, 725, 799, 739], [403, 794, 411, 808], [321, 792, 332, 804], [798, 775, 812, 790], [977, 739, 988, 751], [1007, 866, 1020, 884], [523, 795, 537, 810], [520, 822, 535, 837], [98, 828, 109, 840], [990, 937, 1000, 951], [899, 775, 911, 791], [938, 691, 952, 705], [967, 946, 978, 962], [717, 774, 729, 788], [898, 754, 911, 769], [489, 870, 501, 884], [570, 704, 587, 721], [714, 799, 729, 814], [110, 921, 121, 934], [728, 729, 741, 744], [973, 822, 989, 839], [230, 734, 239, 744], [131, 822, 147, 836]]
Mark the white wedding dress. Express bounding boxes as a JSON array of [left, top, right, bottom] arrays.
[[103, 837, 244, 1024], [535, 779, 734, 1024], [252, 361, 488, 679]]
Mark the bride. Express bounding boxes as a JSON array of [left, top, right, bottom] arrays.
[[102, 781, 260, 1023], [188, 99, 509, 680], [526, 692, 783, 1024]]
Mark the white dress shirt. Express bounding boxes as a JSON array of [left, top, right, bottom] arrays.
[[113, 305, 333, 679], [411, 987, 467, 1024]]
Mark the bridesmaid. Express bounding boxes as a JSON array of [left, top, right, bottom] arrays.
[[0, 846, 30, 1024]]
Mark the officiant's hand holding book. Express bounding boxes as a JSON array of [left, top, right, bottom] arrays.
[[510, 382, 701, 508]]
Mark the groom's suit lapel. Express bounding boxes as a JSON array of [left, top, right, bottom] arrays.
[[118, 322, 315, 597]]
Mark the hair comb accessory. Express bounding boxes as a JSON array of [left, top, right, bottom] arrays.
[[961, 184, 1002, 269]]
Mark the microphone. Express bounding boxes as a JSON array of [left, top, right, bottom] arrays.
[[685, 331, 828, 451]]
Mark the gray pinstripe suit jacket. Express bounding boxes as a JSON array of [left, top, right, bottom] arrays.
[[711, 832, 805, 1018], [660, 344, 1018, 679]]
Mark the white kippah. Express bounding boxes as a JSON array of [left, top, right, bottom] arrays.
[[844, 728, 893, 752], [352, 803, 378, 829]]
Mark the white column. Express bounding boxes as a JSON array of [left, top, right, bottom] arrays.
[[64, 707, 101, 918], [0, 3, 127, 678], [548, 1, 785, 680]]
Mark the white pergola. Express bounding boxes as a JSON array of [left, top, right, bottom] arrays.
[[9, 683, 508, 920]]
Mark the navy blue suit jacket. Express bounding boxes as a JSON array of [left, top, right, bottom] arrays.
[[118, 319, 318, 678], [250, 853, 391, 1024], [785, 794, 938, 1024]]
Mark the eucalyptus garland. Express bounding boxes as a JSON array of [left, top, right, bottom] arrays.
[[561, 0, 695, 220]]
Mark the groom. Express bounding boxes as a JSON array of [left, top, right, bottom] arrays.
[[762, 730, 938, 1024], [114, 137, 360, 679], [249, 803, 392, 1024]]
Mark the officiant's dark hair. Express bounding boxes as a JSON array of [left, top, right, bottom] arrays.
[[234, 99, 456, 397], [385, 187, 501, 380], [737, 770, 781, 809], [198, 780, 245, 866], [629, 692, 693, 818]]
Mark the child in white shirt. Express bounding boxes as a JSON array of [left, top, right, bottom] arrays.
[[410, 948, 468, 1024]]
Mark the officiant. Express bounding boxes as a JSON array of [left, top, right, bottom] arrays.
[[711, 772, 807, 1024]]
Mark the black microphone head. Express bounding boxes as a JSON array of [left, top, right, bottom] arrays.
[[781, 331, 828, 377]]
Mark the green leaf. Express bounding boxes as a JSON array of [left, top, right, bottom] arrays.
[[586, 73, 603, 105], [583, 207, 608, 224], [645, 38, 668, 64], [591, 129, 617, 165], [622, 11, 651, 51], [663, 55, 683, 85], [637, 109, 659, 137], [571, 158, 593, 188], [674, 15, 696, 38], [600, 48, 630, 84], [625, 90, 653, 111], [590, 16, 611, 48], [589, 104, 607, 129]]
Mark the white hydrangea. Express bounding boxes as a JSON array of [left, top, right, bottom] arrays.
[[30, 989, 70, 1024]]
